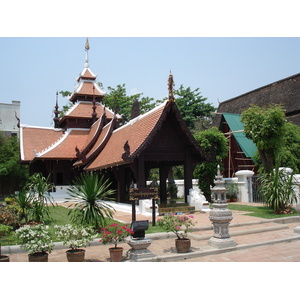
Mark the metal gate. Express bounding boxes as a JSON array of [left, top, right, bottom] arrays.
[[252, 175, 264, 203]]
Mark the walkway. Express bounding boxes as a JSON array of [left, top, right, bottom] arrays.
[[2, 202, 300, 262]]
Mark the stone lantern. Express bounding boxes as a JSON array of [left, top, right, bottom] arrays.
[[208, 165, 237, 249]]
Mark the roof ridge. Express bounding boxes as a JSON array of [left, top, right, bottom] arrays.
[[114, 100, 167, 133], [220, 72, 300, 106]]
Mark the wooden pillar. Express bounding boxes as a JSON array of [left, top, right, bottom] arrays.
[[159, 166, 168, 205], [184, 152, 193, 203], [137, 155, 146, 188], [112, 167, 128, 203], [117, 167, 126, 203]]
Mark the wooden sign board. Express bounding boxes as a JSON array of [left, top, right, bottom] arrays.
[[129, 187, 159, 201], [129, 187, 159, 226]]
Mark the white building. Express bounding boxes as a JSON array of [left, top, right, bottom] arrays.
[[0, 100, 20, 137]]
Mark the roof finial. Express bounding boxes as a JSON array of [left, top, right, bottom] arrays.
[[168, 70, 175, 102], [53, 91, 60, 128], [84, 37, 90, 68]]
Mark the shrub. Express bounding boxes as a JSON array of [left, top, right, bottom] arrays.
[[259, 167, 297, 213], [54, 224, 97, 251], [67, 173, 115, 229], [157, 214, 196, 239], [0, 224, 13, 238], [15, 224, 54, 255], [0, 205, 20, 229]]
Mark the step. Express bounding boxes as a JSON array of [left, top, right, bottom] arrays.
[[158, 206, 195, 214]]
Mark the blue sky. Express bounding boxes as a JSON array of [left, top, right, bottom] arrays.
[[1, 1, 300, 128], [1, 37, 300, 127]]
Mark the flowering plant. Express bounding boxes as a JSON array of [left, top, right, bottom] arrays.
[[54, 224, 97, 251], [100, 223, 134, 248], [15, 224, 54, 255], [157, 214, 196, 239]]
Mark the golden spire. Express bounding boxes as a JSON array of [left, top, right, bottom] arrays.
[[85, 37, 90, 50], [84, 38, 90, 67], [168, 70, 175, 102]]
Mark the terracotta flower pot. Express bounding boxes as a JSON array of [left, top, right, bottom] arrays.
[[0, 255, 10, 262], [28, 252, 49, 262], [109, 247, 123, 262], [175, 238, 191, 253], [66, 249, 85, 262]]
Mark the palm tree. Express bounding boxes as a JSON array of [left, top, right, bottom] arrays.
[[67, 173, 116, 229]]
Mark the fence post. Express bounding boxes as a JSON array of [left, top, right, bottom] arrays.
[[235, 170, 254, 203]]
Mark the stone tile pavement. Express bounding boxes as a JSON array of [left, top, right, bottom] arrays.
[[2, 203, 300, 262]]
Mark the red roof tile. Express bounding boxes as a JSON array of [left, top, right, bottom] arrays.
[[86, 102, 166, 170], [37, 129, 90, 160], [20, 126, 64, 162], [63, 102, 115, 120], [80, 68, 96, 80]]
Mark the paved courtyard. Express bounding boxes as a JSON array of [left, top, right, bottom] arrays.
[[2, 202, 300, 262]]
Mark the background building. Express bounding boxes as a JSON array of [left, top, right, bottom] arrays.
[[212, 73, 300, 177], [0, 100, 20, 137]]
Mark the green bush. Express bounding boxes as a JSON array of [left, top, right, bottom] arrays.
[[0, 206, 20, 229], [0, 224, 13, 238], [4, 196, 17, 205], [259, 167, 297, 213]]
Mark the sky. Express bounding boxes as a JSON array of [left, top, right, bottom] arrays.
[[1, 1, 300, 128], [2, 36, 300, 127]]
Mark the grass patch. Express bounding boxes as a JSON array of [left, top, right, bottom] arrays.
[[0, 205, 175, 246], [228, 203, 297, 219]]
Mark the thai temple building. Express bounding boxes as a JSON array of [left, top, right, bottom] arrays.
[[20, 39, 206, 204]]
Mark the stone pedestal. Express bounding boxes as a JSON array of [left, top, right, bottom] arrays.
[[208, 165, 236, 249], [208, 202, 237, 249], [126, 238, 155, 261]]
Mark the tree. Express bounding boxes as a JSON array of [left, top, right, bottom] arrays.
[[174, 85, 216, 131], [58, 91, 73, 118], [241, 104, 300, 173], [193, 127, 228, 202], [0, 133, 29, 196], [99, 83, 156, 124]]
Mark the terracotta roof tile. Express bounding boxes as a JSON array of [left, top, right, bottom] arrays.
[[74, 121, 112, 166], [86, 102, 166, 170], [64, 102, 115, 119], [79, 115, 102, 151], [20, 127, 64, 161], [38, 129, 89, 159], [75, 82, 103, 96], [81, 68, 96, 80]]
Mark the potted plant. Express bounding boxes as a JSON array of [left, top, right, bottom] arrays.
[[100, 223, 134, 262], [225, 182, 239, 202], [157, 214, 196, 253], [0, 225, 12, 262], [15, 224, 54, 262], [55, 224, 97, 262], [0, 243, 9, 262]]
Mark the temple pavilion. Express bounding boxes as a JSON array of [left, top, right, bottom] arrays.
[[20, 39, 206, 204]]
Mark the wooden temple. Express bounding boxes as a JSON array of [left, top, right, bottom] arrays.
[[20, 39, 206, 204]]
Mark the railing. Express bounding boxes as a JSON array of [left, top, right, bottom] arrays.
[[252, 175, 264, 203]]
